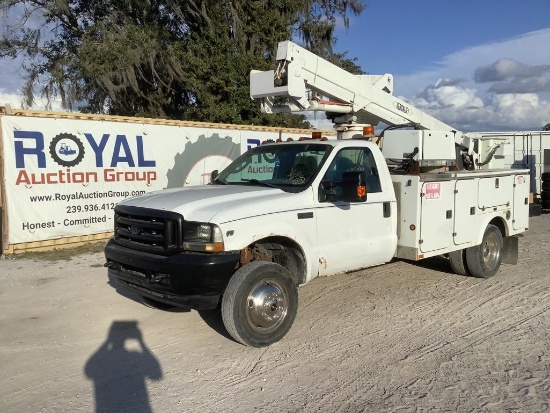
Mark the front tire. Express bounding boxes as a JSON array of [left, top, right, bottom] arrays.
[[465, 224, 503, 278], [221, 262, 298, 347]]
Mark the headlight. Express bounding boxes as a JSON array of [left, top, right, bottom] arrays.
[[183, 222, 224, 252]]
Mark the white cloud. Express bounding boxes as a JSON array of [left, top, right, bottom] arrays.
[[396, 29, 550, 131], [490, 93, 550, 127], [409, 84, 550, 131], [399, 29, 550, 90], [474, 58, 550, 83], [0, 89, 25, 109], [412, 79, 484, 109], [0, 87, 64, 112], [473, 58, 550, 95], [488, 77, 550, 94]]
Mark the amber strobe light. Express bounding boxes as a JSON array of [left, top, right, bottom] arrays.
[[363, 125, 375, 136]]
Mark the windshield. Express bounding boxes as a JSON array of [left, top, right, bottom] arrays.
[[215, 143, 331, 192]]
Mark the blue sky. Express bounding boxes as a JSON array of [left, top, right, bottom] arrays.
[[1, 0, 549, 132], [336, 0, 549, 77], [325, 0, 550, 131]]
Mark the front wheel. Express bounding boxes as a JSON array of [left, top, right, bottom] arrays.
[[221, 262, 298, 347], [465, 224, 503, 278]]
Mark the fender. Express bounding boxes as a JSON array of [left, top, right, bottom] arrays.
[[219, 209, 319, 283], [473, 213, 510, 246]]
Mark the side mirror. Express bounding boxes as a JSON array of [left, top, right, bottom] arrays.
[[211, 170, 219, 182], [318, 180, 335, 202], [341, 170, 367, 202]]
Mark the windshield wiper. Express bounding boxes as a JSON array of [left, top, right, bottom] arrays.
[[241, 178, 278, 188]]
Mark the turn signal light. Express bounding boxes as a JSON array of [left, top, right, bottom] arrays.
[[357, 185, 366, 197]]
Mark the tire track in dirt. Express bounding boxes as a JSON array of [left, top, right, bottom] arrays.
[[225, 219, 550, 411], [2, 218, 549, 412]]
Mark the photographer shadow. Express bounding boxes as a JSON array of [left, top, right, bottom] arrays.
[[85, 320, 162, 413]]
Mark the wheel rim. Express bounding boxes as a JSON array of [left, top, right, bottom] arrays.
[[245, 278, 289, 334], [483, 231, 501, 270]]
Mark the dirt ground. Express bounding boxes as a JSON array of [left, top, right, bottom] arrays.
[[1, 216, 549, 413]]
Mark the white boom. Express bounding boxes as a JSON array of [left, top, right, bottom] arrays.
[[251, 41, 476, 164]]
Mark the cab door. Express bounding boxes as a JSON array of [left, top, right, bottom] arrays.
[[315, 147, 394, 276]]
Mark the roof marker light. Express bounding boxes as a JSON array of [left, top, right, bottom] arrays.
[[363, 125, 375, 136]]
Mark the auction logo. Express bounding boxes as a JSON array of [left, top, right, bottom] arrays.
[[13, 130, 158, 186], [49, 133, 85, 167]]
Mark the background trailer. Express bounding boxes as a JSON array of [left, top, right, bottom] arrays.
[[469, 131, 550, 196]]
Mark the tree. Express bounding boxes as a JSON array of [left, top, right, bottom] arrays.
[[544, 123, 550, 131], [0, 0, 365, 126], [296, 0, 365, 63]]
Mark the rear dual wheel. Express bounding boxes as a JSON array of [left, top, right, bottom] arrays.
[[449, 224, 503, 278], [465, 224, 503, 278], [449, 249, 469, 276]]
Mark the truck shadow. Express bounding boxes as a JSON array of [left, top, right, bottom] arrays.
[[107, 271, 137, 301], [106, 273, 235, 341], [84, 320, 163, 413], [404, 256, 454, 274], [107, 272, 191, 312], [198, 310, 235, 342]]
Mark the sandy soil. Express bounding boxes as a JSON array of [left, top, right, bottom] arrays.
[[1, 216, 549, 413]]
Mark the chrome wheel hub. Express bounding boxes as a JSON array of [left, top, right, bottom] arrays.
[[483, 231, 501, 270], [246, 279, 289, 333]]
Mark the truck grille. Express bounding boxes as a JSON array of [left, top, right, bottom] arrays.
[[113, 205, 183, 255]]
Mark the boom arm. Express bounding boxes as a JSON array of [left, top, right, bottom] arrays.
[[251, 41, 472, 153]]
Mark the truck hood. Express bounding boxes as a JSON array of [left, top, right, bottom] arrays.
[[119, 185, 312, 223]]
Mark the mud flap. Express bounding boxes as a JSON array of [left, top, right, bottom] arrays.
[[502, 236, 519, 265]]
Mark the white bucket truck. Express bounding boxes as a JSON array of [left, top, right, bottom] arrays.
[[105, 42, 530, 347]]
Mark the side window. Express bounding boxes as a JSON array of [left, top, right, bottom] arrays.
[[359, 148, 382, 193], [323, 147, 381, 193]]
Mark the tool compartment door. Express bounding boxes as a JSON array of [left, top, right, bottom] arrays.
[[478, 176, 514, 209], [420, 181, 454, 253], [513, 174, 529, 231], [453, 179, 478, 245]]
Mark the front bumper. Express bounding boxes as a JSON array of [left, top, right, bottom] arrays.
[[104, 239, 240, 310]]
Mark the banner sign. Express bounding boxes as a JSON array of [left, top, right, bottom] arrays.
[[1, 116, 313, 244]]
